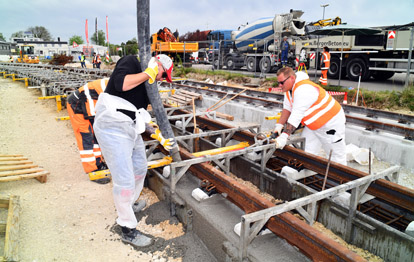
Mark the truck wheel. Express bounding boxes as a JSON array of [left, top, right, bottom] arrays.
[[246, 57, 259, 72], [226, 57, 236, 70], [372, 71, 395, 81], [259, 57, 271, 73], [328, 56, 341, 79], [346, 58, 370, 81]]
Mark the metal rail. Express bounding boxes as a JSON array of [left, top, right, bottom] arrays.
[[160, 81, 414, 139]]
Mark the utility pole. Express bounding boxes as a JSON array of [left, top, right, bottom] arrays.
[[314, 3, 329, 82], [136, 0, 181, 161]]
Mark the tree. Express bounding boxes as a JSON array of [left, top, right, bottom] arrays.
[[69, 35, 84, 45], [0, 33, 5, 42], [11, 31, 24, 39], [91, 30, 106, 46], [27, 26, 52, 41], [122, 38, 138, 55]]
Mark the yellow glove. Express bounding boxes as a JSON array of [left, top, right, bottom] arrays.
[[144, 57, 159, 84], [150, 129, 175, 151]]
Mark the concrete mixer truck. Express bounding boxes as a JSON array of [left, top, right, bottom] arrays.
[[207, 9, 306, 73]]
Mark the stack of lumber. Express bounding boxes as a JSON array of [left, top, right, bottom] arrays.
[[0, 154, 49, 183]]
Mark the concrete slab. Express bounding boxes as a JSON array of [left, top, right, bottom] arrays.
[[173, 173, 311, 262]]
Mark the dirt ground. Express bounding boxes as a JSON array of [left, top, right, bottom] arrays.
[[0, 78, 215, 262]]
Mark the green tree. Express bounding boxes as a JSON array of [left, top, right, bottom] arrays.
[[11, 31, 24, 38], [123, 38, 138, 55], [69, 35, 84, 45], [0, 33, 5, 41], [27, 26, 52, 41], [91, 30, 106, 46]]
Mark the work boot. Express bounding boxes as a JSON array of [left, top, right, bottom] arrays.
[[121, 227, 153, 248], [132, 200, 146, 213]]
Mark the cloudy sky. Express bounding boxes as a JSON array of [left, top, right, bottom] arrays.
[[1, 0, 413, 44]]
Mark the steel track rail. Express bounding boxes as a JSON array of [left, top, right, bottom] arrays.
[[169, 107, 414, 213], [161, 81, 414, 139]]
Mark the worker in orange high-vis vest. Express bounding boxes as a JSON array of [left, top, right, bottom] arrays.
[[319, 46, 330, 86], [67, 78, 110, 184], [273, 67, 346, 165]]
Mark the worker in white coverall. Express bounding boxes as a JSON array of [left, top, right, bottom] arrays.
[[273, 67, 347, 165], [93, 54, 175, 248]]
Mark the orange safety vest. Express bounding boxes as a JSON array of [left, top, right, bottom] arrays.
[[286, 79, 341, 130], [321, 51, 330, 70], [96, 56, 101, 63], [76, 79, 108, 117]]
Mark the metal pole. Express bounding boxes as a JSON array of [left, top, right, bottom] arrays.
[[338, 32, 344, 87], [314, 4, 329, 82], [405, 26, 414, 87], [136, 0, 181, 161]]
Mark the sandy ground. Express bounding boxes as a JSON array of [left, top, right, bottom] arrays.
[[0, 78, 215, 261]]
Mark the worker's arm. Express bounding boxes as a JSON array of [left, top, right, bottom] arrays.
[[122, 73, 151, 91]]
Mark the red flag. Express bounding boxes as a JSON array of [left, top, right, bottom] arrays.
[[85, 19, 89, 44], [106, 16, 109, 42]]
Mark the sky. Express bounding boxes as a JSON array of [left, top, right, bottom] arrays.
[[0, 0, 413, 45]]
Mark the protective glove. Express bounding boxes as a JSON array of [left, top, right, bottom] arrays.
[[150, 128, 175, 151], [275, 132, 289, 149], [273, 123, 284, 136], [144, 57, 159, 84]]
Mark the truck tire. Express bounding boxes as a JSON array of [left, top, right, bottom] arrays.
[[372, 71, 395, 81], [328, 56, 341, 79], [346, 58, 370, 81], [246, 57, 259, 72], [259, 57, 272, 73], [225, 56, 236, 70]]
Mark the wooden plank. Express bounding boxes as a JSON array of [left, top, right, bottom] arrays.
[[4, 195, 20, 262], [0, 164, 38, 172], [179, 90, 203, 99], [0, 171, 49, 182], [216, 112, 235, 121], [0, 160, 33, 166], [176, 92, 201, 100], [0, 168, 44, 177], [0, 155, 23, 158], [172, 94, 192, 102], [0, 221, 6, 233], [0, 157, 29, 162]]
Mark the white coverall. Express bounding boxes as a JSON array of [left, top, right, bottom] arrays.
[[93, 93, 151, 228], [284, 72, 347, 165]]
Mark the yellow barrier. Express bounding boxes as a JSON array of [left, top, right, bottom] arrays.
[[38, 95, 67, 112]]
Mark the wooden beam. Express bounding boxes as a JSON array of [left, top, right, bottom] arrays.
[[4, 195, 20, 261], [0, 164, 38, 172], [0, 168, 44, 177], [0, 171, 49, 182], [0, 157, 28, 161], [0, 160, 33, 166]]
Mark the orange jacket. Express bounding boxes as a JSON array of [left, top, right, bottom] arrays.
[[287, 79, 341, 130], [69, 79, 109, 119], [321, 51, 330, 70]]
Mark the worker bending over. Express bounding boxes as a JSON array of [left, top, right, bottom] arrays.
[[93, 54, 175, 248], [67, 78, 110, 184], [319, 46, 330, 86], [273, 67, 347, 165]]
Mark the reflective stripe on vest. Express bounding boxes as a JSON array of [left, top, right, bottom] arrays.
[[78, 79, 109, 117], [288, 79, 341, 130], [321, 52, 330, 70]]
